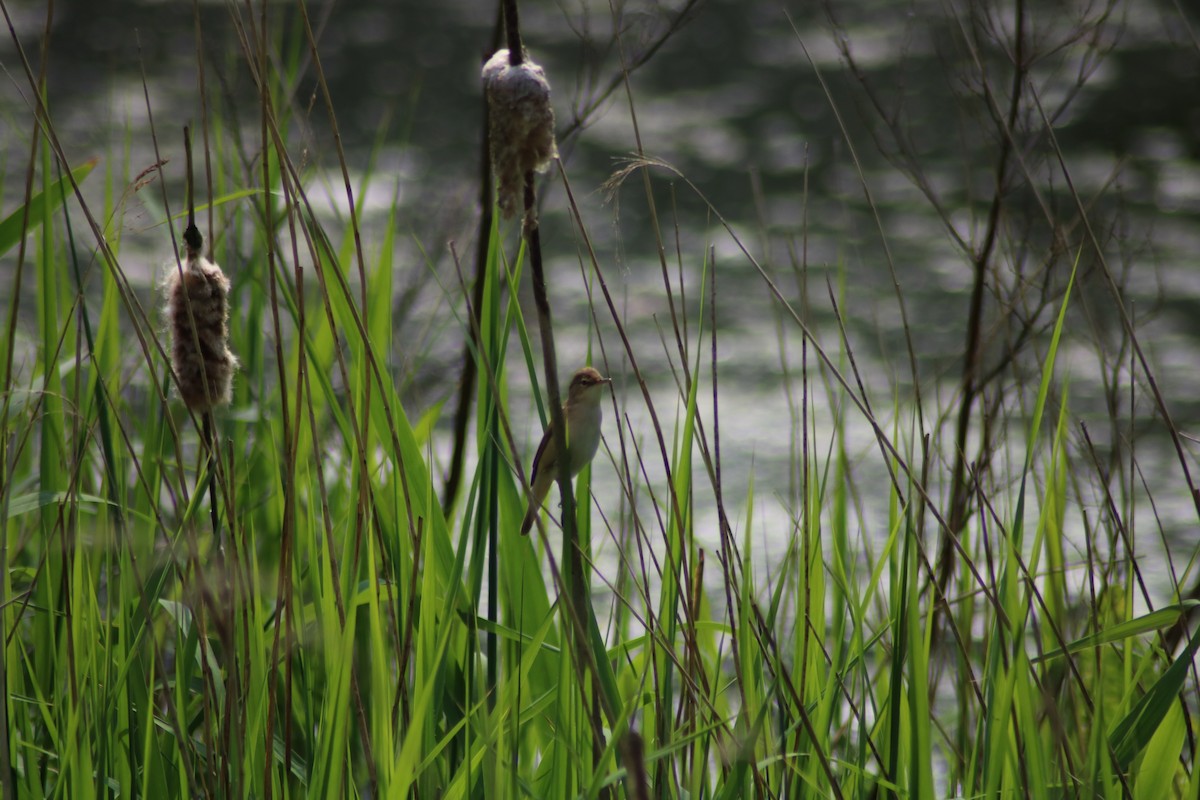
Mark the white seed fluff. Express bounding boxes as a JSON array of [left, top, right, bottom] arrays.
[[482, 49, 558, 218]]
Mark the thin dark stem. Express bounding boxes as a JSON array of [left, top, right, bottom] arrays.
[[523, 177, 568, 513], [522, 173, 575, 582], [186, 125, 221, 553], [184, 126, 196, 233], [192, 0, 215, 250], [249, 0, 296, 791], [442, 15, 503, 515], [502, 0, 523, 64], [523, 168, 612, 779], [182, 127, 203, 257], [937, 0, 1026, 595], [621, 733, 650, 800], [203, 413, 221, 547]]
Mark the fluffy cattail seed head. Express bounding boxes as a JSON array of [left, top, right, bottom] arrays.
[[482, 48, 557, 218], [165, 231, 237, 412]]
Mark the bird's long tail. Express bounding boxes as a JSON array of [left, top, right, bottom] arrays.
[[520, 501, 539, 536]]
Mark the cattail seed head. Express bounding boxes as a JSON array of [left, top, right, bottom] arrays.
[[165, 238, 237, 412], [482, 48, 557, 218]]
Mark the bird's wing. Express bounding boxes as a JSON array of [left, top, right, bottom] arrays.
[[529, 422, 555, 480]]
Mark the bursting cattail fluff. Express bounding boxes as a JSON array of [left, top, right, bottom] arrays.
[[165, 232, 237, 412], [482, 48, 557, 218]]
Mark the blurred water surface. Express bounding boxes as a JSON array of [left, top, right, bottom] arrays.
[[5, 0, 1200, 598]]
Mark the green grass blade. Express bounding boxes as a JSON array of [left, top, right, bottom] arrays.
[[0, 157, 96, 257], [1108, 624, 1200, 770]]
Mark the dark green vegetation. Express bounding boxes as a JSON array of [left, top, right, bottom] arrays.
[[1, 0, 1198, 797]]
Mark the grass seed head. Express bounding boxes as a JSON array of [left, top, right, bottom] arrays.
[[165, 244, 237, 412], [482, 48, 557, 218]]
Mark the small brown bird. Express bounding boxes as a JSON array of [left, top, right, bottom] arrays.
[[521, 367, 611, 535]]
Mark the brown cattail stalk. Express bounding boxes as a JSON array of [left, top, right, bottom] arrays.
[[166, 129, 237, 413], [168, 126, 236, 560], [481, 47, 557, 218], [166, 248, 237, 411]]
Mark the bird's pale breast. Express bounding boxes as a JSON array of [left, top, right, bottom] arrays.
[[567, 404, 603, 476]]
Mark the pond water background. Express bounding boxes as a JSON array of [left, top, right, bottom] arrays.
[[4, 0, 1200, 605]]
